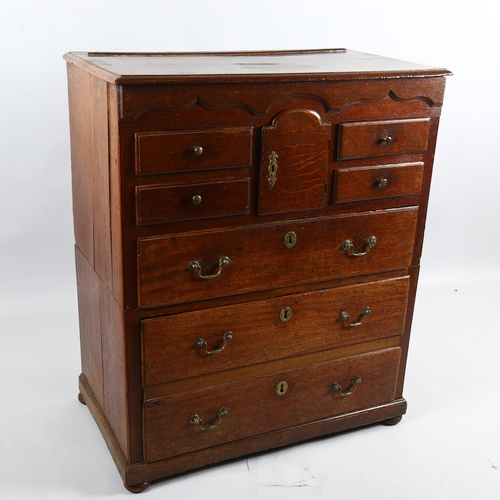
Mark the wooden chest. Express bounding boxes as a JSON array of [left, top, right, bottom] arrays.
[[64, 49, 450, 492]]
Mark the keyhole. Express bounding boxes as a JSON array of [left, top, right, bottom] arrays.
[[276, 380, 288, 396], [284, 231, 297, 248], [280, 306, 292, 323]]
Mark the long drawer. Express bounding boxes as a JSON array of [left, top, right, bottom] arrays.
[[143, 347, 401, 462], [138, 207, 417, 308], [142, 276, 409, 387]]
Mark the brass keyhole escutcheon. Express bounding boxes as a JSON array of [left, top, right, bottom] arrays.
[[284, 231, 297, 248], [280, 306, 292, 323], [276, 381, 288, 396], [268, 151, 278, 188]]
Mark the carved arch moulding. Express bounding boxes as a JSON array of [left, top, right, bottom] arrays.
[[119, 77, 446, 122]]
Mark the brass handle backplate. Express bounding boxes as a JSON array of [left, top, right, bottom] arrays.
[[194, 331, 233, 355], [189, 256, 230, 280], [190, 407, 229, 431], [342, 236, 377, 257], [268, 151, 278, 188], [331, 376, 362, 397], [338, 306, 371, 327]]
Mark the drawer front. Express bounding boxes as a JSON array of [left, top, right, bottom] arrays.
[[338, 118, 429, 160], [143, 347, 401, 462], [142, 277, 409, 386], [334, 162, 424, 203], [136, 179, 250, 225], [138, 207, 417, 308], [136, 127, 253, 176]]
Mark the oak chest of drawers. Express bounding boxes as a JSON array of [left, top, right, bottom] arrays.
[[64, 49, 450, 492]]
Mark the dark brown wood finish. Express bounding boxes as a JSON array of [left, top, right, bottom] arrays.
[[137, 208, 418, 308], [64, 49, 450, 492], [259, 109, 330, 214], [144, 348, 401, 462], [142, 276, 410, 387], [334, 162, 424, 203], [136, 178, 251, 225]]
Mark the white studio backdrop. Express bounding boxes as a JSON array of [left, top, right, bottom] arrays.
[[1, 1, 499, 499], [1, 0, 499, 309]]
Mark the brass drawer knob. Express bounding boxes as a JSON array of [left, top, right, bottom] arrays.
[[377, 178, 389, 188], [338, 306, 371, 327], [381, 135, 392, 143], [331, 376, 362, 397], [342, 236, 377, 257], [194, 331, 233, 355], [194, 146, 203, 155], [189, 256, 230, 280], [192, 194, 202, 204], [190, 407, 229, 431]]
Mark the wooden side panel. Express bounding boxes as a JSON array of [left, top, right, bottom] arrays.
[[92, 78, 113, 289], [67, 64, 94, 264], [67, 64, 121, 303], [68, 66, 129, 460], [100, 279, 129, 462], [108, 85, 124, 304], [75, 247, 103, 409]]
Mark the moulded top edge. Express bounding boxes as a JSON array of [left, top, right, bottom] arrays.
[[63, 49, 452, 84]]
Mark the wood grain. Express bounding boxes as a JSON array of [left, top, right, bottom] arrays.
[[334, 162, 424, 203], [65, 49, 449, 490], [138, 208, 418, 308], [142, 276, 409, 386], [143, 347, 401, 462]]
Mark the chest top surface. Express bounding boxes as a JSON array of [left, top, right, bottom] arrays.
[[63, 48, 450, 84]]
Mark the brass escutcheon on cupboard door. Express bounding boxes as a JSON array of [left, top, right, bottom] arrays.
[[268, 151, 278, 188]]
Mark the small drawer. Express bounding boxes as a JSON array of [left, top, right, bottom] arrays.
[[142, 277, 409, 387], [338, 118, 429, 160], [136, 179, 250, 225], [137, 207, 417, 308], [334, 162, 424, 203], [136, 127, 253, 176], [143, 347, 401, 461]]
